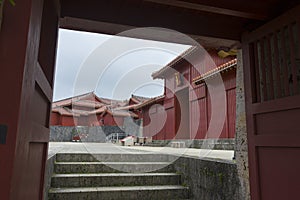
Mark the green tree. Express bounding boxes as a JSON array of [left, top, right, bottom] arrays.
[[0, 0, 16, 6]]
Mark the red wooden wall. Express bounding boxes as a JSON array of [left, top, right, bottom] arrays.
[[50, 113, 60, 125], [142, 102, 166, 139], [103, 114, 124, 126], [190, 70, 236, 139], [190, 49, 235, 81], [142, 50, 236, 140], [50, 112, 126, 127], [61, 116, 77, 126]]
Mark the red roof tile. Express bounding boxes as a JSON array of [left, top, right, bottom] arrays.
[[192, 58, 237, 84], [113, 104, 137, 111], [134, 95, 165, 110], [52, 91, 143, 118], [107, 109, 138, 118], [72, 100, 104, 108], [88, 106, 108, 115], [130, 95, 151, 104], [52, 107, 80, 117], [152, 46, 197, 79]]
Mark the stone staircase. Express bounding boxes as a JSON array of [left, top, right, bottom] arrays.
[[48, 153, 190, 200]]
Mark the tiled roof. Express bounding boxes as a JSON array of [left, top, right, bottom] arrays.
[[192, 58, 237, 84], [52, 92, 128, 109], [107, 109, 138, 118], [130, 94, 152, 104], [52, 105, 139, 118], [52, 92, 97, 108], [134, 95, 165, 110], [52, 99, 72, 108], [52, 107, 80, 117], [96, 96, 128, 107], [72, 100, 104, 108], [66, 108, 91, 116], [88, 106, 108, 115], [113, 104, 137, 111], [152, 46, 197, 79], [52, 91, 143, 118]]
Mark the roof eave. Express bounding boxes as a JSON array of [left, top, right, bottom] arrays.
[[193, 59, 237, 85]]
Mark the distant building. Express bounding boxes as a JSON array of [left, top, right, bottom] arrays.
[[50, 92, 148, 127], [134, 95, 165, 140]]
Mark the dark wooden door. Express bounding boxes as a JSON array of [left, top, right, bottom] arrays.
[[175, 88, 190, 139], [0, 0, 59, 199], [242, 5, 300, 200]]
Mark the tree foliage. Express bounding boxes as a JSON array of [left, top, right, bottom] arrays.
[[0, 0, 16, 6]]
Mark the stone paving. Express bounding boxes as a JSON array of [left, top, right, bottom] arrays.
[[48, 142, 234, 161]]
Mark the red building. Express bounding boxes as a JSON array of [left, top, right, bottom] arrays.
[[134, 95, 165, 139], [137, 48, 237, 143], [50, 92, 142, 127]]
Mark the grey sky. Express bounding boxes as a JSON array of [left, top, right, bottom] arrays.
[[53, 29, 190, 101]]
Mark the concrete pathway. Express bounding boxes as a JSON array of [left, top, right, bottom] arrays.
[[48, 142, 234, 162], [124, 145, 234, 161]]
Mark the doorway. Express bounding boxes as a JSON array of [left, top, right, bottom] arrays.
[[175, 88, 190, 140]]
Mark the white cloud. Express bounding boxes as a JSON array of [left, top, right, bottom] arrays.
[[54, 28, 190, 101]]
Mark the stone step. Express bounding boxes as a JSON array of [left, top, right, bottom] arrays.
[[56, 153, 171, 162], [55, 162, 174, 173], [48, 185, 189, 200], [51, 172, 181, 187]]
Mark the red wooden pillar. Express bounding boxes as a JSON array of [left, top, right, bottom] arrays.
[[0, 0, 59, 199]]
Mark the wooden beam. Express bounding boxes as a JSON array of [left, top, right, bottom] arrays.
[[60, 17, 197, 45], [60, 17, 239, 48], [143, 0, 268, 20], [60, 17, 135, 35], [60, 0, 245, 40]]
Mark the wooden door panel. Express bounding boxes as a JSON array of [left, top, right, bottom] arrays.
[[24, 142, 47, 199], [8, 0, 59, 199], [174, 88, 190, 139], [31, 84, 51, 127], [255, 108, 300, 135], [242, 5, 300, 200], [258, 147, 300, 200], [38, 0, 60, 85]]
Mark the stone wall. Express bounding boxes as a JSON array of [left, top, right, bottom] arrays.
[[50, 126, 124, 142], [50, 118, 142, 142], [190, 139, 235, 150], [43, 154, 56, 200], [80, 126, 107, 142], [148, 139, 235, 150], [123, 117, 142, 137], [172, 156, 242, 200], [49, 126, 74, 142], [234, 50, 250, 199]]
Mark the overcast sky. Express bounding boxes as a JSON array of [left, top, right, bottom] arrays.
[[53, 29, 190, 101]]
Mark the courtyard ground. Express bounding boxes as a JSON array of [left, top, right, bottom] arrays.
[[48, 142, 234, 161]]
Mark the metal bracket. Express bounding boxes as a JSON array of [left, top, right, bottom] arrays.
[[0, 124, 8, 144]]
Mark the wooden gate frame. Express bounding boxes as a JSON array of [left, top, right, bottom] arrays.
[[242, 5, 300, 200]]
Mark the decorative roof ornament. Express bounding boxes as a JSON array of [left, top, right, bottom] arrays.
[[217, 49, 237, 58]]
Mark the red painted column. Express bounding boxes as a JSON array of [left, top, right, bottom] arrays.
[[0, 1, 34, 199], [0, 0, 58, 199]]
